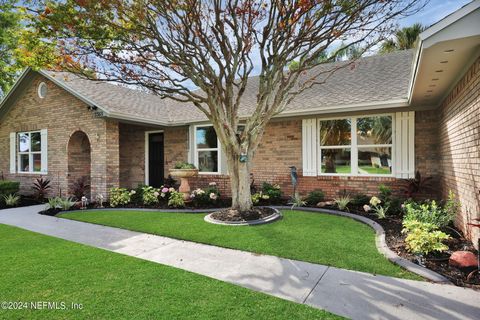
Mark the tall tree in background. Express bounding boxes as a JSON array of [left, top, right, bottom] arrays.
[[0, 0, 21, 97], [33, 0, 426, 214], [380, 22, 425, 53], [0, 1, 60, 98]]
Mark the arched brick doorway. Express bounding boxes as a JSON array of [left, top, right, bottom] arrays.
[[67, 131, 91, 199]]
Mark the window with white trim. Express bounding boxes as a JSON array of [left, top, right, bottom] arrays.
[[318, 115, 393, 176], [194, 125, 220, 173], [17, 131, 43, 173]]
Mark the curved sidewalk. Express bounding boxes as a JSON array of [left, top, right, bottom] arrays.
[[1, 205, 479, 320]]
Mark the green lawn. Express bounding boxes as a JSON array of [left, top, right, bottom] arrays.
[[0, 224, 341, 320], [358, 166, 391, 175], [61, 210, 420, 280]]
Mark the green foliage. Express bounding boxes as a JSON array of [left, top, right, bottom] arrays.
[[380, 23, 426, 53], [334, 195, 351, 211], [290, 195, 307, 209], [47, 197, 61, 210], [351, 194, 370, 207], [0, 180, 20, 197], [403, 199, 455, 229], [174, 162, 196, 169], [251, 192, 270, 205], [141, 186, 160, 206], [191, 185, 220, 206], [168, 190, 185, 208], [58, 197, 76, 211], [3, 193, 20, 207], [304, 190, 325, 205], [261, 182, 282, 202], [47, 196, 75, 211], [402, 220, 450, 255], [130, 184, 145, 205], [109, 188, 132, 207]]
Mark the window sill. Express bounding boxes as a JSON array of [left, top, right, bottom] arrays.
[[14, 171, 48, 176]]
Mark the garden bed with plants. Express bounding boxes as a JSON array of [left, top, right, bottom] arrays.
[[0, 179, 43, 210], [300, 182, 479, 289]]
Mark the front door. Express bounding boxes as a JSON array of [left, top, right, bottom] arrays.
[[148, 132, 164, 187]]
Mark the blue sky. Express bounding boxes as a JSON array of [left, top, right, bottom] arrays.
[[400, 0, 471, 27]]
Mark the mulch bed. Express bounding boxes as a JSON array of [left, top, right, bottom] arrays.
[[210, 207, 276, 222], [316, 204, 479, 289]]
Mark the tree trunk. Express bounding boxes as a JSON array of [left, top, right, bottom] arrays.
[[225, 149, 253, 212]]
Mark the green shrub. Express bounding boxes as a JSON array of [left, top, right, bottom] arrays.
[[402, 220, 450, 255], [47, 197, 61, 210], [351, 194, 370, 207], [290, 195, 307, 209], [378, 184, 392, 202], [141, 186, 160, 206], [3, 194, 20, 207], [251, 192, 271, 205], [168, 190, 185, 208], [304, 190, 324, 205], [261, 182, 282, 202], [130, 184, 145, 205], [58, 197, 76, 211], [191, 185, 220, 206], [403, 199, 455, 229], [109, 188, 132, 207], [0, 180, 20, 197], [174, 162, 196, 169]]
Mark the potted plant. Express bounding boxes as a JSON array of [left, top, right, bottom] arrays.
[[169, 162, 198, 200]]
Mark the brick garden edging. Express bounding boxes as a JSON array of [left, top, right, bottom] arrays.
[[61, 205, 451, 283]]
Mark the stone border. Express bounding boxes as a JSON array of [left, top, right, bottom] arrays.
[[204, 207, 282, 226], [60, 205, 450, 283], [273, 206, 452, 284]]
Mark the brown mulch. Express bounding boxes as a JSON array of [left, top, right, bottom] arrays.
[[210, 207, 276, 222]]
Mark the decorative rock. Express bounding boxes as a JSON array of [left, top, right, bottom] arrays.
[[316, 201, 334, 208], [449, 251, 478, 271]]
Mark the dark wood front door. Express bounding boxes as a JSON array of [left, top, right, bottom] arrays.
[[148, 132, 164, 187]]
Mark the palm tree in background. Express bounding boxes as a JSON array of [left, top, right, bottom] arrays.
[[380, 23, 426, 53]]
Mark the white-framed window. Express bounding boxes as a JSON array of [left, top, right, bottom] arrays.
[[194, 125, 220, 174], [317, 114, 394, 176], [17, 131, 43, 173]]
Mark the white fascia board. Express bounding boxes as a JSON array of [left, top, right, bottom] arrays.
[[419, 0, 480, 41], [272, 99, 410, 118]]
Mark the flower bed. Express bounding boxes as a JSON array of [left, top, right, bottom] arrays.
[[303, 186, 479, 289]]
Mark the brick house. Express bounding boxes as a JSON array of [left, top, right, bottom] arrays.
[[0, 3, 479, 239]]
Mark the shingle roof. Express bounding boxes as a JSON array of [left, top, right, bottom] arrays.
[[45, 50, 413, 125]]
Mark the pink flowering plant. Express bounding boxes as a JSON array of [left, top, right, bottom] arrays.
[[190, 184, 220, 206]]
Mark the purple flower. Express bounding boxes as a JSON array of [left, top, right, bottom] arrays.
[[162, 187, 169, 193]]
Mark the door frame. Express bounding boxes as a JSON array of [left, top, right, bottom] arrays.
[[144, 130, 164, 186]]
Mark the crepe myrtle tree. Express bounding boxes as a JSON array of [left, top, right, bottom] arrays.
[[34, 0, 425, 213]]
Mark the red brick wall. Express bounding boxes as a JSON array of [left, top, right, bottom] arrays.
[[183, 115, 439, 200], [438, 57, 480, 243]]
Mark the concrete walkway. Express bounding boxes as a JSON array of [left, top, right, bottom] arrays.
[[1, 205, 479, 320]]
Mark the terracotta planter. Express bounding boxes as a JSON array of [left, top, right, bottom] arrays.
[[169, 169, 199, 200]]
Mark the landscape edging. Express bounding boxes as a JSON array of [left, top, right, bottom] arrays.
[[61, 205, 452, 283]]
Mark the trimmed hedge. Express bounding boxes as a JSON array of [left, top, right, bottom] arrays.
[[0, 180, 20, 196]]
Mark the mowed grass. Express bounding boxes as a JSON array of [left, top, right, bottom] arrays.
[[0, 224, 342, 320], [61, 210, 420, 280]]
